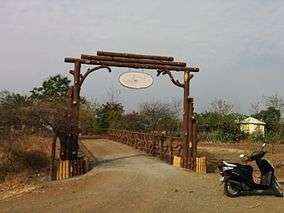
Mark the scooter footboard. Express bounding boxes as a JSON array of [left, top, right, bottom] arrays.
[[227, 180, 247, 191]]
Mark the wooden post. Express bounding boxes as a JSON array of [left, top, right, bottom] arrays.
[[182, 69, 190, 168], [192, 118, 198, 171], [188, 97, 194, 170], [71, 61, 81, 160], [169, 137, 173, 164], [160, 135, 164, 160], [50, 135, 57, 180], [196, 157, 207, 174]]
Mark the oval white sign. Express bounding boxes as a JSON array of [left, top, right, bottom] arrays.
[[119, 72, 153, 89]]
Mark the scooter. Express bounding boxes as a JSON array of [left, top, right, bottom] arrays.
[[218, 143, 283, 197]]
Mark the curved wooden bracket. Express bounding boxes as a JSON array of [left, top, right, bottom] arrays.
[[80, 66, 112, 87], [156, 70, 184, 88]]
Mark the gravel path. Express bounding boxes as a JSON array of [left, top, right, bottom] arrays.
[[0, 139, 283, 213]]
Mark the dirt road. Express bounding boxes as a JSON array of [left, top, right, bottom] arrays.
[[0, 139, 283, 213]]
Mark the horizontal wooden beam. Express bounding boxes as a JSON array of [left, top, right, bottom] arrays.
[[97, 51, 174, 61], [65, 58, 199, 72], [81, 54, 186, 67]]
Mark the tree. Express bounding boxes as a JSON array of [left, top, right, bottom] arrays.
[[120, 111, 147, 131], [79, 102, 97, 135], [105, 85, 121, 103], [30, 75, 70, 101], [196, 111, 246, 142], [0, 91, 30, 108], [157, 115, 181, 134], [265, 94, 284, 110], [96, 102, 124, 133], [22, 100, 69, 135], [264, 94, 284, 116], [209, 98, 234, 115], [254, 107, 281, 132], [250, 101, 262, 115], [23, 75, 71, 135], [139, 101, 171, 131], [0, 91, 31, 132], [139, 101, 181, 132], [169, 98, 182, 118]]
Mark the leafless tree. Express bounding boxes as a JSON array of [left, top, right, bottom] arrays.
[[169, 98, 182, 118], [140, 101, 171, 130], [264, 93, 284, 112], [209, 98, 234, 115], [250, 101, 262, 115], [105, 85, 121, 103]]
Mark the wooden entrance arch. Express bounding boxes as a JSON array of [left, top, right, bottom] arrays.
[[64, 51, 199, 170]]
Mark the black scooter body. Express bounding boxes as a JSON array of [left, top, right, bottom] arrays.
[[218, 146, 283, 197]]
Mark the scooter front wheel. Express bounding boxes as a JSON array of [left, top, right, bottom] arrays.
[[224, 180, 241, 198]]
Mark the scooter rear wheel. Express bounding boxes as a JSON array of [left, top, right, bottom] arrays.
[[224, 181, 241, 198]]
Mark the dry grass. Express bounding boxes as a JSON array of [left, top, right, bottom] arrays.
[[0, 135, 51, 183], [0, 135, 51, 201]]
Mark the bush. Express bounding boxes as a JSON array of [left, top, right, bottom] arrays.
[[197, 112, 246, 143], [250, 131, 284, 144]]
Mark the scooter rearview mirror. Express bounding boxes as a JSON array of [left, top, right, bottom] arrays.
[[240, 154, 248, 162]]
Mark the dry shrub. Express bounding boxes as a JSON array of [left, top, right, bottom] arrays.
[[0, 135, 51, 183]]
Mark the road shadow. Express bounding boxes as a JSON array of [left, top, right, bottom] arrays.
[[95, 153, 147, 165]]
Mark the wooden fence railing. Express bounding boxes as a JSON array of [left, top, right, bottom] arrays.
[[108, 129, 195, 167]]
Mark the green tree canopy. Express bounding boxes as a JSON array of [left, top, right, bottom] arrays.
[[30, 75, 70, 101], [254, 107, 281, 132], [95, 102, 124, 133], [0, 91, 30, 108], [196, 112, 246, 142]]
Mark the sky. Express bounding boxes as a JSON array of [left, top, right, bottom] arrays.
[[0, 0, 283, 113]]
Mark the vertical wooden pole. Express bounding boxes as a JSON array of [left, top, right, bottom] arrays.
[[59, 161, 63, 180], [71, 61, 81, 159], [160, 135, 164, 160], [50, 135, 57, 180], [192, 118, 197, 171], [182, 69, 190, 168], [188, 97, 194, 170], [56, 160, 59, 180], [59, 86, 74, 161], [169, 137, 173, 164]]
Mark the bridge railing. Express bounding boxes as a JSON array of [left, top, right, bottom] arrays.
[[108, 129, 184, 165]]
